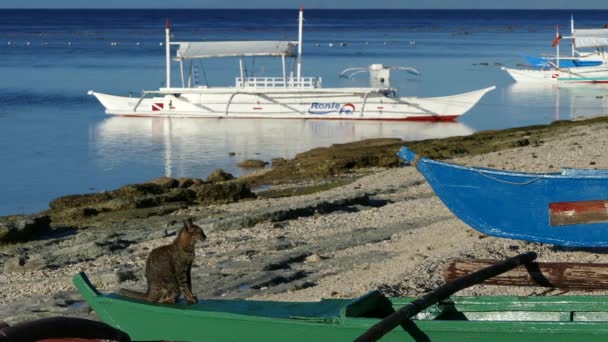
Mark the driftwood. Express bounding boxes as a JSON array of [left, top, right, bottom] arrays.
[[353, 251, 537, 342], [444, 259, 608, 290]]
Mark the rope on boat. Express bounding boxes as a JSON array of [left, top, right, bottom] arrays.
[[475, 170, 544, 185], [411, 154, 421, 168]]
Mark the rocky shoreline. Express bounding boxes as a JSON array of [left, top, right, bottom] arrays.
[[2, 117, 608, 325]]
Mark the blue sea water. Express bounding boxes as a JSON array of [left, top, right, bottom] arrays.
[[1, 9, 608, 215]]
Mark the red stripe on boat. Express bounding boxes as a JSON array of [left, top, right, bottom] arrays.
[[253, 107, 263, 110], [117, 114, 459, 121], [549, 200, 608, 226]]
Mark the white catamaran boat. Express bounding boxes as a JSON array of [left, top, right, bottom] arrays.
[[503, 18, 608, 84], [89, 8, 494, 121]]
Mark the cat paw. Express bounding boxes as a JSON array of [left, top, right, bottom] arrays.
[[159, 297, 177, 304], [187, 296, 198, 304]]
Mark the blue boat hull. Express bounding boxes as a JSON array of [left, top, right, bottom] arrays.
[[524, 55, 602, 68], [398, 146, 608, 247]]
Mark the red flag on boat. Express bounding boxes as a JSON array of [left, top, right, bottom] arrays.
[[551, 24, 562, 47]]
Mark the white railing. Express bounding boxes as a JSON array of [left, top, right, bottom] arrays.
[[236, 77, 322, 88]]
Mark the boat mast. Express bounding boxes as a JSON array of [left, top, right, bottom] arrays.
[[297, 6, 303, 84], [555, 24, 560, 69], [571, 15, 575, 56], [165, 19, 171, 88]]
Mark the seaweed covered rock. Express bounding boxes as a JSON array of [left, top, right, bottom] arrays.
[[238, 159, 268, 169], [48, 178, 254, 229], [176, 177, 205, 188], [191, 182, 256, 205], [246, 138, 404, 186], [206, 169, 234, 183], [49, 193, 113, 212], [146, 176, 179, 190]]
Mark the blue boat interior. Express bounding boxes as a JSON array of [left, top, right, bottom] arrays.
[[523, 55, 602, 68]]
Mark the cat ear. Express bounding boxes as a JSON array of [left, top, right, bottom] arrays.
[[184, 218, 194, 231]]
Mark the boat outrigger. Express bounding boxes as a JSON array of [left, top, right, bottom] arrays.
[[88, 8, 494, 121], [73, 253, 608, 342]]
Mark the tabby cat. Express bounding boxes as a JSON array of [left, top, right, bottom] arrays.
[[120, 218, 206, 304]]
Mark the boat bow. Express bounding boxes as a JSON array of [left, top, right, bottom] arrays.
[[396, 146, 418, 165], [397, 145, 608, 247]]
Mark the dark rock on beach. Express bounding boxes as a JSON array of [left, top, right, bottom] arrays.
[[146, 176, 179, 190], [0, 213, 51, 243], [206, 169, 234, 183], [238, 159, 268, 168]]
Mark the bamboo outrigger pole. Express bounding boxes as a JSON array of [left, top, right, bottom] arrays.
[[354, 252, 538, 342]]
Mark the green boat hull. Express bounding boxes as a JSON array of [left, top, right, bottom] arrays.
[[74, 272, 608, 341]]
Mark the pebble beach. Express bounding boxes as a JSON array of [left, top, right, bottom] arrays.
[[2, 118, 608, 324]]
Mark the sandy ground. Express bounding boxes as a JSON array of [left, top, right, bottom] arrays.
[[247, 121, 608, 301]]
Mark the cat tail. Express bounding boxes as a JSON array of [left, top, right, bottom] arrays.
[[119, 288, 148, 300]]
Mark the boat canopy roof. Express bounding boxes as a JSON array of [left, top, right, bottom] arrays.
[[571, 29, 608, 48], [174, 41, 297, 59]]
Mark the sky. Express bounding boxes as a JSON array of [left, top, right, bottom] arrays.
[[1, 0, 608, 9]]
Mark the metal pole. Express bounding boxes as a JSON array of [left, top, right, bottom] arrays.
[[239, 58, 245, 87], [179, 60, 184, 87], [165, 19, 171, 88], [188, 61, 192, 87], [282, 54, 286, 87], [556, 25, 560, 69], [571, 15, 575, 56], [297, 6, 303, 84], [557, 42, 560, 69]]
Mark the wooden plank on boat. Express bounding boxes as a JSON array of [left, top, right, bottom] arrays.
[[354, 252, 537, 342], [444, 259, 608, 289], [549, 200, 608, 226]]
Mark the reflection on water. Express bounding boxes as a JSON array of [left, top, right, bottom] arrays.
[[505, 83, 608, 122], [559, 85, 608, 120], [93, 117, 474, 179]]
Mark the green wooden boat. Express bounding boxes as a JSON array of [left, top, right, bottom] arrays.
[[74, 272, 608, 341]]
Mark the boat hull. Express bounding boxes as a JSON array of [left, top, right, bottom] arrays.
[[74, 272, 608, 341], [398, 146, 608, 247], [502, 66, 608, 83], [88, 86, 495, 121]]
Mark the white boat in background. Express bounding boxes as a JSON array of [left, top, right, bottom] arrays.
[[89, 8, 494, 121], [502, 64, 608, 83], [503, 18, 608, 84], [523, 17, 607, 69]]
